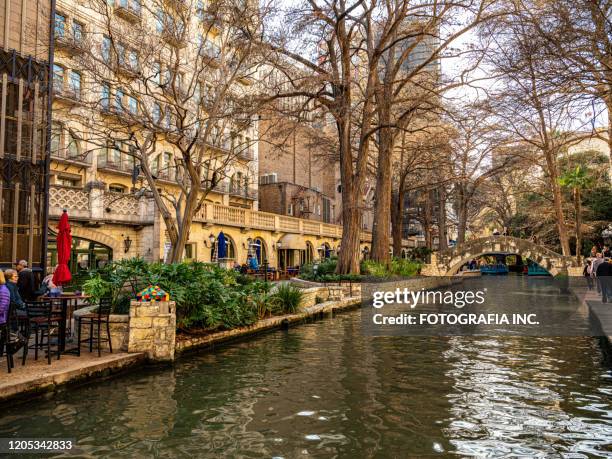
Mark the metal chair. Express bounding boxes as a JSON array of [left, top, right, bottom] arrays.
[[0, 302, 28, 372], [26, 300, 61, 364], [77, 298, 113, 357]]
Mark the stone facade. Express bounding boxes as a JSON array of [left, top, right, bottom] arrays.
[[128, 301, 176, 362]]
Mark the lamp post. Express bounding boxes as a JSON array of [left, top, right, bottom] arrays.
[[313, 262, 319, 281]]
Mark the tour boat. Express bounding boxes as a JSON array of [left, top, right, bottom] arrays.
[[480, 263, 509, 275], [527, 263, 551, 276]]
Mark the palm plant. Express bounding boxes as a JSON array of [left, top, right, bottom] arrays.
[[559, 165, 593, 263]]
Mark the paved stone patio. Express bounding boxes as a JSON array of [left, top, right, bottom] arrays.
[[0, 348, 144, 404]]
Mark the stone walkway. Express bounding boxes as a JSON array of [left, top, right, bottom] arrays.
[[586, 288, 612, 339], [0, 350, 144, 405]]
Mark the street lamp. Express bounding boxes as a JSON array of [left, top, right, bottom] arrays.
[[313, 262, 319, 280], [275, 240, 283, 250]]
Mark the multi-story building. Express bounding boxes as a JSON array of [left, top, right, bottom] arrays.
[[258, 115, 337, 224], [0, 0, 51, 270], [46, 0, 362, 274]]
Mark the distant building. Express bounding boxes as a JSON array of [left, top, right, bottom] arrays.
[[0, 0, 51, 269]]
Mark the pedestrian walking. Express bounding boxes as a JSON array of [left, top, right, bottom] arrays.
[[592, 253, 605, 293], [584, 260, 594, 290], [595, 258, 612, 303]]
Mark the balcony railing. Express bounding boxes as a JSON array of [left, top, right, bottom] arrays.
[[98, 157, 135, 173], [115, 0, 142, 22], [49, 185, 152, 224], [162, 23, 187, 48], [237, 147, 255, 161], [48, 185, 418, 246], [53, 81, 81, 105], [229, 186, 257, 200], [54, 32, 87, 55]]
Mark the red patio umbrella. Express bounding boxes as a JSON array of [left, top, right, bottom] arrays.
[[53, 210, 72, 286]]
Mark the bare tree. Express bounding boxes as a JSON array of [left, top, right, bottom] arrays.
[[515, 0, 612, 182], [55, 0, 274, 262], [479, 10, 591, 256]]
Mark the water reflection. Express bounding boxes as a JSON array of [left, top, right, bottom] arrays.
[[0, 277, 610, 457]]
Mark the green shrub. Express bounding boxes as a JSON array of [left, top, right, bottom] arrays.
[[360, 260, 388, 277], [390, 258, 421, 277], [271, 283, 304, 314]]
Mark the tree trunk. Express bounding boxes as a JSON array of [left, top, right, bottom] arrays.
[[336, 119, 363, 275], [371, 101, 393, 265], [575, 187, 582, 264], [543, 148, 571, 256], [607, 99, 612, 184], [437, 186, 448, 250], [391, 190, 404, 256], [424, 190, 434, 249], [456, 187, 468, 244]]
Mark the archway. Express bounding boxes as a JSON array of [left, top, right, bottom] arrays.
[[211, 232, 236, 262], [423, 236, 579, 277]]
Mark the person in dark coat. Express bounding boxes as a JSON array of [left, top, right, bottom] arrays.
[[16, 260, 36, 301], [596, 259, 612, 303]]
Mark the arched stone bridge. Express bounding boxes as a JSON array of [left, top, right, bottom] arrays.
[[421, 236, 580, 277]]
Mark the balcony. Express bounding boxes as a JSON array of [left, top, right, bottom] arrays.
[[51, 146, 91, 165], [237, 146, 255, 161], [98, 156, 136, 174], [229, 186, 257, 200], [114, 60, 139, 78], [54, 33, 87, 55], [49, 185, 153, 225], [164, 0, 188, 11], [199, 44, 220, 65], [114, 1, 142, 23], [53, 83, 81, 106], [161, 23, 187, 48]]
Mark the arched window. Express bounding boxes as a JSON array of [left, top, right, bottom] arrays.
[[67, 130, 80, 159], [212, 232, 236, 261]]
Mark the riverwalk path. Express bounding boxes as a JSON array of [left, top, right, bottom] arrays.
[[586, 289, 612, 342]]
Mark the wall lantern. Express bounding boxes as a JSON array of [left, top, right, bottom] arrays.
[[205, 233, 216, 248], [123, 235, 132, 253]]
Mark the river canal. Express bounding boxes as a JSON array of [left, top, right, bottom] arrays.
[[0, 277, 611, 457]]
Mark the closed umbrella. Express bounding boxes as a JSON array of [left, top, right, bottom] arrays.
[[53, 210, 72, 285], [217, 232, 227, 259]]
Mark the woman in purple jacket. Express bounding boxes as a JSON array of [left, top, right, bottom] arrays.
[[0, 271, 10, 325]]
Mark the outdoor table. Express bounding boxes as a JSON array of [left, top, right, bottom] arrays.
[[42, 293, 89, 353]]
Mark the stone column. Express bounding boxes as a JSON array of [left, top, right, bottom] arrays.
[[128, 300, 176, 362], [87, 181, 106, 220]]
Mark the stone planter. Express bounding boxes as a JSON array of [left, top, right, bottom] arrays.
[[128, 300, 176, 362], [72, 306, 129, 352]]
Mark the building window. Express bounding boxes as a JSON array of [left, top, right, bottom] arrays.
[[109, 184, 126, 193], [127, 95, 138, 115], [102, 36, 111, 62], [322, 197, 331, 223], [115, 88, 124, 112], [56, 176, 81, 187], [101, 83, 110, 110], [67, 131, 80, 159], [54, 13, 66, 38], [69, 71, 81, 98], [184, 243, 196, 260], [51, 122, 62, 156], [52, 64, 64, 92], [72, 21, 84, 42], [152, 103, 161, 124]]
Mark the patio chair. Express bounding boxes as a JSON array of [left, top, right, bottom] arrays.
[[0, 302, 28, 372], [26, 300, 61, 364], [76, 297, 113, 357]]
